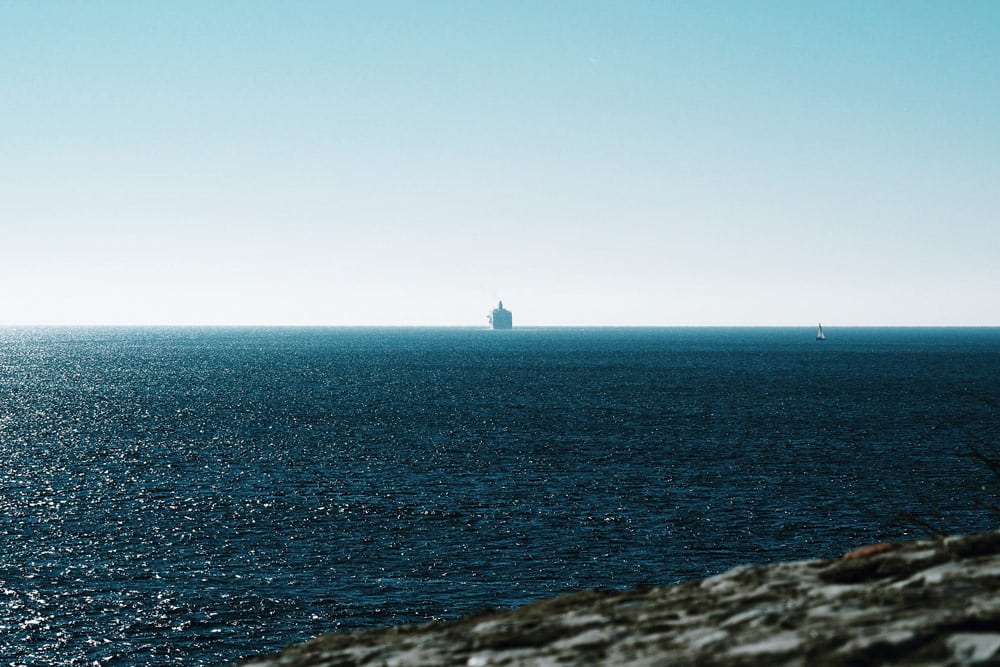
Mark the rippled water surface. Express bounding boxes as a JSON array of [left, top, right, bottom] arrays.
[[0, 327, 997, 665]]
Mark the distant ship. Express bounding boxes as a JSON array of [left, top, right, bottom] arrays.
[[816, 323, 826, 341], [489, 301, 513, 330]]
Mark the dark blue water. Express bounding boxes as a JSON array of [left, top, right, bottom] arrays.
[[0, 327, 997, 665]]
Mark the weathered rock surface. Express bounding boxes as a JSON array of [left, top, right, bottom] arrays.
[[232, 531, 1000, 666]]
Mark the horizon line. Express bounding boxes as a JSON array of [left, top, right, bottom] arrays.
[[2, 323, 999, 329]]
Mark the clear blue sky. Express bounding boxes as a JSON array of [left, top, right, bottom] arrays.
[[2, 1, 998, 325]]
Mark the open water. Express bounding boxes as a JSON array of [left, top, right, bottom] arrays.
[[0, 327, 998, 666]]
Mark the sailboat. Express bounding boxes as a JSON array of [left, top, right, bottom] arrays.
[[816, 323, 826, 341]]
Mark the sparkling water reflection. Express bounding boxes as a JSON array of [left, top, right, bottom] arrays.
[[0, 327, 997, 665]]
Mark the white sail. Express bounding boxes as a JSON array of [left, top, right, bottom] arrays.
[[816, 323, 826, 341]]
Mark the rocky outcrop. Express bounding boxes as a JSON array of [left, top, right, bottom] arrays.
[[233, 531, 1000, 666]]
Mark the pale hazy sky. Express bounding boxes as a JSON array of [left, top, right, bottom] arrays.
[[2, 1, 998, 326]]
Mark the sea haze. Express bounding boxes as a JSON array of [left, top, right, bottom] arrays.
[[0, 327, 997, 665]]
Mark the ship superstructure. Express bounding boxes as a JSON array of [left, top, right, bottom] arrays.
[[489, 301, 513, 329]]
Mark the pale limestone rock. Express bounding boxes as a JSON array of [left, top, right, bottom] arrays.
[[231, 530, 1000, 666]]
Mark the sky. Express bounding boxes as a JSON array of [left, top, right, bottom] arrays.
[[2, 1, 998, 326]]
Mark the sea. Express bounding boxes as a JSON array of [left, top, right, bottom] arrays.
[[0, 326, 998, 666]]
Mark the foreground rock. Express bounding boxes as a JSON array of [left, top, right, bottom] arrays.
[[233, 531, 1000, 666]]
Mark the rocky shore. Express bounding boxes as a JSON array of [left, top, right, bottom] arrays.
[[233, 530, 1000, 666]]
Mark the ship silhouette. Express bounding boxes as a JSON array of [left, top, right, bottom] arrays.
[[489, 301, 512, 329]]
